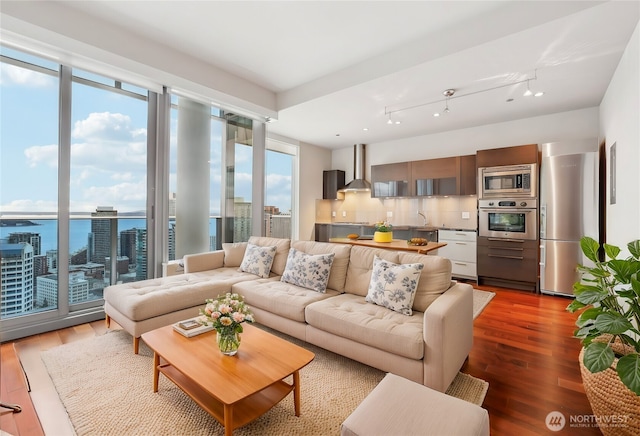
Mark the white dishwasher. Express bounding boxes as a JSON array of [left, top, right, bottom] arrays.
[[435, 230, 477, 280]]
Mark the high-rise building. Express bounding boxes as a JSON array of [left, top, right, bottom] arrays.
[[120, 228, 137, 267], [0, 242, 34, 316], [136, 228, 147, 281], [37, 271, 89, 306], [46, 249, 58, 271], [233, 198, 252, 242], [90, 206, 117, 266], [168, 223, 176, 261], [270, 214, 291, 239], [7, 232, 41, 256]]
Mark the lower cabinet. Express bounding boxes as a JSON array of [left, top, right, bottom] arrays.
[[477, 237, 538, 292], [435, 230, 477, 280]]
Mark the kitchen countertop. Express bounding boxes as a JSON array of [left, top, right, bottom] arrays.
[[316, 222, 476, 233], [329, 238, 446, 253]]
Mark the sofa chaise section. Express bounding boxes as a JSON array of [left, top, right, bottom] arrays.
[[104, 236, 290, 353]]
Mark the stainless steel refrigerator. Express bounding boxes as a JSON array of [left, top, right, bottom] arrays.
[[539, 141, 600, 296]]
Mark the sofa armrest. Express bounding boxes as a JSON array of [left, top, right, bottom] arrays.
[[422, 282, 474, 392], [183, 250, 225, 273]]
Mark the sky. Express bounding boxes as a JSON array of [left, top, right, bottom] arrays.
[[0, 47, 293, 217]]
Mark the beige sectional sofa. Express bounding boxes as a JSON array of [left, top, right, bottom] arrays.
[[104, 236, 473, 392]]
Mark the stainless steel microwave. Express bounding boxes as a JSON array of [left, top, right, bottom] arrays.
[[478, 164, 537, 199]]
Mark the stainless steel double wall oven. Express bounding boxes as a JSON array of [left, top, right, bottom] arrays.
[[477, 163, 539, 292]]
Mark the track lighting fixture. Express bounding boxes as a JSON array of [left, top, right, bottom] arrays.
[[383, 71, 544, 124], [443, 89, 454, 114]]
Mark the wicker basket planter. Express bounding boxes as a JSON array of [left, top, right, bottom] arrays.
[[579, 345, 640, 436]]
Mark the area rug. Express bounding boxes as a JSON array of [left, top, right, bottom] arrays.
[[41, 328, 488, 436], [473, 289, 495, 319]]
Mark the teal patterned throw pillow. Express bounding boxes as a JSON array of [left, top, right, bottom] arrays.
[[366, 255, 424, 315]]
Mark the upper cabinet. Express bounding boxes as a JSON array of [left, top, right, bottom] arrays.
[[371, 155, 476, 198], [323, 170, 345, 199], [371, 162, 411, 198], [459, 154, 477, 196], [476, 144, 538, 167], [411, 157, 458, 197]]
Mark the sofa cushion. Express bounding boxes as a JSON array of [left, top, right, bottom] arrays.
[[365, 256, 424, 315], [233, 279, 340, 323], [291, 240, 352, 292], [239, 243, 277, 278], [398, 253, 453, 312], [344, 246, 400, 297], [281, 248, 335, 293], [222, 242, 247, 267], [104, 269, 258, 321], [248, 236, 291, 275], [305, 293, 424, 360]]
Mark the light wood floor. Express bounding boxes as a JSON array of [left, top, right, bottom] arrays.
[[1, 285, 600, 436]]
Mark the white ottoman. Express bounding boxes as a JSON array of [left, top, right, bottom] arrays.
[[341, 373, 490, 436]]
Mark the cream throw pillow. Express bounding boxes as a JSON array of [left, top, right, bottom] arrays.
[[365, 256, 424, 315], [239, 243, 277, 278], [222, 242, 247, 267]]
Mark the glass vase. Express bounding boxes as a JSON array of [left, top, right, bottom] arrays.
[[216, 330, 241, 356]]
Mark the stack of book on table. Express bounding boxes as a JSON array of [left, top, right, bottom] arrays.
[[172, 318, 214, 337]]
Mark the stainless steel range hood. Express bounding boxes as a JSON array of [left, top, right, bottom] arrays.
[[341, 144, 371, 192]]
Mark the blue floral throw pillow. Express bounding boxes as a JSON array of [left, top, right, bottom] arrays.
[[281, 248, 336, 293], [365, 256, 424, 315], [239, 243, 277, 278]]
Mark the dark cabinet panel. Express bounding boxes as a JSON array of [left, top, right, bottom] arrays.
[[476, 144, 539, 167], [459, 154, 477, 195], [477, 237, 538, 291], [323, 170, 345, 199]]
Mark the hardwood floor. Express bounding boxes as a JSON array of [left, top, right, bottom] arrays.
[[1, 286, 601, 435]]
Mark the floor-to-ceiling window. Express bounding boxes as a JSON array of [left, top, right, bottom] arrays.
[[70, 68, 149, 299], [0, 47, 154, 339], [265, 139, 297, 238], [0, 48, 60, 318], [1, 45, 291, 340]]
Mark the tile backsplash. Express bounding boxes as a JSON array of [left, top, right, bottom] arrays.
[[316, 192, 478, 230]]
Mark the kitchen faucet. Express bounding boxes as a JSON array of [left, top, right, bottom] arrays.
[[417, 210, 427, 226]]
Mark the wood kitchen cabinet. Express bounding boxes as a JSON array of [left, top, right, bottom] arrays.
[[476, 143, 539, 167], [412, 155, 476, 196], [371, 154, 476, 198], [371, 162, 411, 198], [459, 154, 476, 195], [477, 236, 538, 292]]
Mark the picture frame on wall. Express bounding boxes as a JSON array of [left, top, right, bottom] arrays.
[[610, 142, 616, 205]]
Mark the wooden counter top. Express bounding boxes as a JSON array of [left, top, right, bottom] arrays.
[[329, 238, 446, 254]]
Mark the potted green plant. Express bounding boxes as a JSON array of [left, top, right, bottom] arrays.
[[567, 236, 640, 433], [373, 221, 393, 243]]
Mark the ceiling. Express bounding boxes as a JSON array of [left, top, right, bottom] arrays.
[[5, 1, 640, 150]]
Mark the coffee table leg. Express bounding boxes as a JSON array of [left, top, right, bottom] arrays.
[[153, 352, 160, 393], [223, 404, 233, 436], [293, 370, 301, 416]]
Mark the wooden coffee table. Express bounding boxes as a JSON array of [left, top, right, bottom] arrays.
[[141, 324, 314, 436]]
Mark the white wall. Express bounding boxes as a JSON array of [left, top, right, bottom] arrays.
[[299, 142, 332, 240], [600, 21, 640, 248], [331, 107, 599, 179]]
